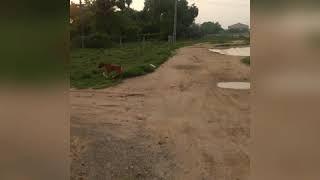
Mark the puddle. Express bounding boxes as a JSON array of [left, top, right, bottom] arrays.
[[209, 47, 250, 56], [217, 82, 250, 90]]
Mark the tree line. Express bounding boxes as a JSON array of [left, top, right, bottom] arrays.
[[70, 0, 226, 48]]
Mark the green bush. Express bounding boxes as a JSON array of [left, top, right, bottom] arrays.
[[85, 33, 113, 48]]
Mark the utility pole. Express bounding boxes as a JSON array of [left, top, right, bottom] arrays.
[[80, 0, 85, 48], [173, 0, 177, 43], [159, 0, 161, 34]]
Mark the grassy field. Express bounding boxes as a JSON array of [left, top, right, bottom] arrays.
[[70, 41, 193, 89], [71, 35, 250, 89]]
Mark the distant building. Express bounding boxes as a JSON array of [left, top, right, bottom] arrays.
[[228, 23, 249, 31]]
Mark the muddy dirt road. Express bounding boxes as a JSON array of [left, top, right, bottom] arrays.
[[71, 44, 250, 180]]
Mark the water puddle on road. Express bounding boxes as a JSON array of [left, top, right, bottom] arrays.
[[217, 82, 250, 90], [209, 47, 250, 56]]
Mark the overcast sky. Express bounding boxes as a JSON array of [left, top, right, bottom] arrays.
[[71, 0, 250, 28]]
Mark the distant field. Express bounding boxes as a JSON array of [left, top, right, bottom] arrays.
[[200, 34, 250, 45]]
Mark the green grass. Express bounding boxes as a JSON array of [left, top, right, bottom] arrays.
[[198, 34, 250, 45], [71, 35, 249, 89], [70, 41, 191, 89], [241, 56, 250, 65]]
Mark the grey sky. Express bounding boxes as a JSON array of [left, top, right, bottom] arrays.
[[72, 0, 250, 28], [132, 0, 250, 28]]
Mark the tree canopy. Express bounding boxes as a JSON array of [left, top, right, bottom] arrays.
[[200, 22, 223, 35], [70, 0, 227, 48]]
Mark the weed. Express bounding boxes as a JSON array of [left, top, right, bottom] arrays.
[[241, 57, 250, 65]]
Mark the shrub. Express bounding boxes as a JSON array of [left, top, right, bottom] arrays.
[[85, 33, 113, 48], [241, 57, 250, 65]]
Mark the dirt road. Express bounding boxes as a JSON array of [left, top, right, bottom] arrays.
[[71, 44, 250, 180]]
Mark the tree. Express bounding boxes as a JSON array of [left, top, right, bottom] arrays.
[[70, 0, 201, 48], [116, 0, 126, 10], [142, 0, 198, 39], [70, 2, 95, 39], [125, 0, 132, 8], [176, 1, 198, 38], [95, 0, 117, 32], [110, 9, 142, 44], [185, 23, 202, 38], [200, 21, 223, 35]]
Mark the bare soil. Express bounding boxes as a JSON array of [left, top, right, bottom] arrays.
[[71, 43, 250, 180]]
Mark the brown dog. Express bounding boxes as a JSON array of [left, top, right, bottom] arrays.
[[98, 63, 123, 77]]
